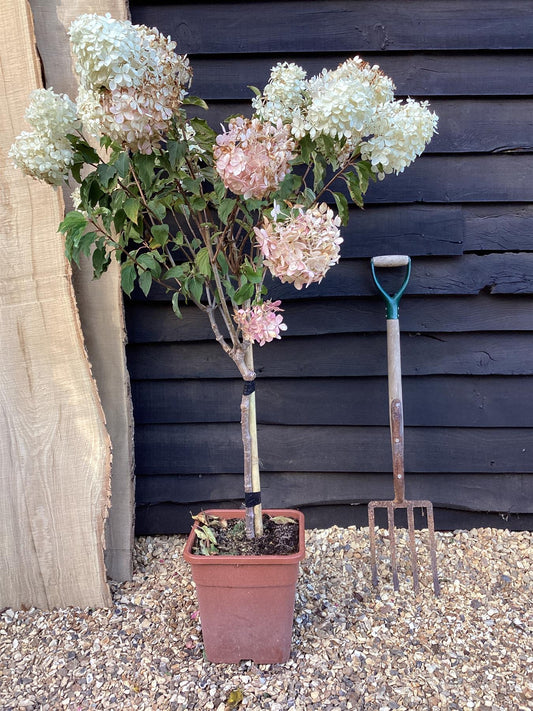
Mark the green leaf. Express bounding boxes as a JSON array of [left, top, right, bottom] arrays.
[[276, 172, 302, 200], [112, 151, 130, 179], [72, 142, 100, 165], [217, 197, 236, 225], [242, 263, 263, 284], [121, 261, 137, 296], [233, 280, 255, 305], [59, 210, 87, 239], [138, 269, 152, 297], [150, 223, 169, 247], [247, 85, 261, 98], [182, 95, 209, 110], [167, 140, 188, 170], [313, 154, 327, 193], [188, 277, 204, 304], [171, 292, 182, 318], [298, 135, 314, 165], [134, 153, 156, 190], [96, 162, 117, 189], [344, 171, 364, 209], [92, 245, 110, 278], [195, 247, 212, 277], [332, 191, 349, 226], [123, 197, 141, 223], [165, 264, 190, 282]]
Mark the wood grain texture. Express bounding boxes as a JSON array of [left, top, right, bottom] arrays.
[[131, 1, 533, 53], [126, 0, 533, 533], [135, 471, 533, 513], [126, 295, 533, 342], [28, 0, 134, 583], [135, 502, 533, 535], [0, 0, 111, 608], [126, 332, 533, 379], [134, 423, 532, 475], [184, 54, 533, 99], [199, 99, 533, 155], [131, 376, 533, 428]]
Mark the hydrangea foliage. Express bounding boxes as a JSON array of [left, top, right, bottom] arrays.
[[11, 13, 437, 539], [11, 14, 437, 357]]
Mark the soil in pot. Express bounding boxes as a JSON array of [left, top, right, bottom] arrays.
[[192, 512, 300, 556]]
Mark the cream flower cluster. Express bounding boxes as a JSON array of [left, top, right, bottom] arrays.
[[254, 203, 343, 290], [233, 300, 287, 346], [252, 62, 308, 124], [292, 57, 395, 142], [361, 98, 439, 178], [69, 14, 192, 153], [214, 117, 295, 200], [9, 88, 79, 185]]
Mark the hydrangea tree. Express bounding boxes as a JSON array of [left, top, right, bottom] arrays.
[[11, 14, 438, 539]]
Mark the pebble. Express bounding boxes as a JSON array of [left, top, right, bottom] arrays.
[[0, 526, 531, 710]]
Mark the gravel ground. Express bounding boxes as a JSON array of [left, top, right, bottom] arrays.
[[1, 525, 531, 711]]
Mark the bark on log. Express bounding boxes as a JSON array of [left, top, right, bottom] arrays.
[[0, 0, 112, 608], [27, 0, 134, 582]]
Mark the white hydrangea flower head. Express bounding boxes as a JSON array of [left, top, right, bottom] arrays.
[[9, 131, 75, 186], [25, 88, 80, 139], [69, 14, 192, 153], [253, 62, 308, 124], [69, 13, 145, 91], [291, 56, 395, 143], [361, 98, 438, 178]]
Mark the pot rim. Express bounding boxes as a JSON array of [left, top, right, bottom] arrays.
[[183, 508, 305, 565]]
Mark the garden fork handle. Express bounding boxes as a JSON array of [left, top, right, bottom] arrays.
[[371, 255, 411, 504]]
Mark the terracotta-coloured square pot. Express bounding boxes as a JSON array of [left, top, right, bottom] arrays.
[[183, 509, 305, 664]]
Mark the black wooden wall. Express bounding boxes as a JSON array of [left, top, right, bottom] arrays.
[[128, 0, 533, 534]]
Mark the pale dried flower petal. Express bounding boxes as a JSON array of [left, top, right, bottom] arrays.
[[214, 117, 295, 199], [233, 300, 287, 346], [254, 203, 343, 290]]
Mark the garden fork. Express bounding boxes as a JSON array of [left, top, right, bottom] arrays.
[[367, 255, 440, 596]]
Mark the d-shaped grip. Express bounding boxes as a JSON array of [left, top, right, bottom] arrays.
[[371, 255, 410, 268]]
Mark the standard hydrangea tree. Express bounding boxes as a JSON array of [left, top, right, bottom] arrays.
[[11, 14, 438, 540]]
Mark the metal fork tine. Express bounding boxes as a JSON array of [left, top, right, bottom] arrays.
[[368, 504, 378, 587], [406, 503, 420, 593], [387, 503, 400, 591], [425, 502, 441, 596]]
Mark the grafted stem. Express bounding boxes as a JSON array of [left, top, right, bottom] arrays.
[[241, 345, 263, 538]]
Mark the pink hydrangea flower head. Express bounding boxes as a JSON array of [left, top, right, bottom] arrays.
[[254, 203, 343, 290], [233, 300, 287, 346], [214, 117, 295, 199]]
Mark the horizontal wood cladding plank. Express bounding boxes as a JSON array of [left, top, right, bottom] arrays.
[[131, 375, 533, 428], [361, 155, 533, 204], [135, 471, 533, 513], [134, 423, 533, 474], [126, 294, 533, 344], [127, 332, 533, 379], [463, 204, 533, 251], [197, 98, 533, 155], [134, 502, 533, 535], [267, 254, 533, 300], [188, 54, 533, 99], [130, 2, 533, 53], [132, 254, 533, 308]]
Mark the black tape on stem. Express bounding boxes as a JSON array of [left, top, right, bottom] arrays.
[[244, 491, 261, 507], [243, 381, 256, 396]]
